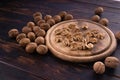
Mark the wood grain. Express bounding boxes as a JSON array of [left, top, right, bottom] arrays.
[[0, 0, 120, 80]]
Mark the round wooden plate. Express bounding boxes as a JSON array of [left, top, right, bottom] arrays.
[[46, 19, 117, 62]]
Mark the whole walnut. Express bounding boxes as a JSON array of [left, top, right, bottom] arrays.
[[16, 33, 26, 43], [58, 11, 67, 19], [25, 42, 37, 53], [64, 14, 73, 20], [8, 29, 19, 38], [93, 61, 105, 74], [19, 38, 30, 47], [27, 32, 36, 41], [94, 7, 104, 15], [22, 26, 32, 34], [44, 15, 52, 21], [36, 45, 48, 55], [35, 36, 45, 45], [40, 23, 50, 31], [104, 56, 119, 68], [91, 15, 100, 22], [27, 22, 35, 29], [53, 15, 61, 23], [47, 19, 55, 26]]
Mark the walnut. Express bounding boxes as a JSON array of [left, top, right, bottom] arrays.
[[99, 18, 109, 26], [19, 38, 30, 47], [81, 25, 88, 30], [8, 29, 19, 38], [35, 29, 46, 37], [94, 7, 104, 15], [70, 42, 78, 51], [64, 14, 73, 20], [16, 33, 26, 43], [40, 23, 50, 31], [53, 15, 61, 23], [58, 11, 67, 18], [33, 12, 42, 18], [86, 43, 94, 50], [27, 32, 36, 41], [55, 36, 63, 43], [34, 16, 42, 23], [115, 32, 120, 40], [91, 15, 100, 22], [36, 45, 48, 55], [22, 26, 32, 34], [89, 38, 98, 44], [62, 38, 70, 47], [104, 56, 119, 68], [55, 29, 62, 35], [27, 22, 35, 29], [68, 24, 76, 29], [47, 18, 55, 26], [44, 15, 52, 21], [25, 42, 37, 53], [93, 61, 105, 74], [96, 33, 105, 40], [33, 26, 41, 32], [37, 19, 45, 26], [35, 36, 45, 45]]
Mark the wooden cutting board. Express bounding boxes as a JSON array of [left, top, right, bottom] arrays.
[[46, 19, 117, 62]]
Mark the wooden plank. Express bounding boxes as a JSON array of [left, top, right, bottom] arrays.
[[0, 61, 44, 80], [0, 39, 120, 80]]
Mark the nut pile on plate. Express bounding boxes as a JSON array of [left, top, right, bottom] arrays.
[[7, 7, 119, 74]]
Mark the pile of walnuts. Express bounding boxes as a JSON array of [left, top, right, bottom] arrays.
[[8, 11, 73, 55]]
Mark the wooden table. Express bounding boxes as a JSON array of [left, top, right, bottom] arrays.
[[0, 0, 120, 80]]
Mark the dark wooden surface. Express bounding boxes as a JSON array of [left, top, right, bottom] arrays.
[[0, 0, 120, 80]]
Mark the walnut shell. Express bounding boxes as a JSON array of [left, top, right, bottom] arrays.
[[93, 61, 105, 74], [8, 29, 19, 38], [53, 15, 61, 23], [40, 23, 50, 31], [44, 15, 52, 21], [27, 32, 36, 41], [64, 14, 73, 20], [22, 26, 32, 34], [35, 36, 45, 45], [91, 15, 100, 22], [94, 7, 104, 15], [99, 18, 109, 26], [27, 22, 35, 29], [36, 45, 48, 55], [105, 56, 119, 68], [33, 12, 42, 18], [16, 33, 26, 43], [25, 42, 37, 53], [58, 11, 67, 18], [19, 38, 30, 47]]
